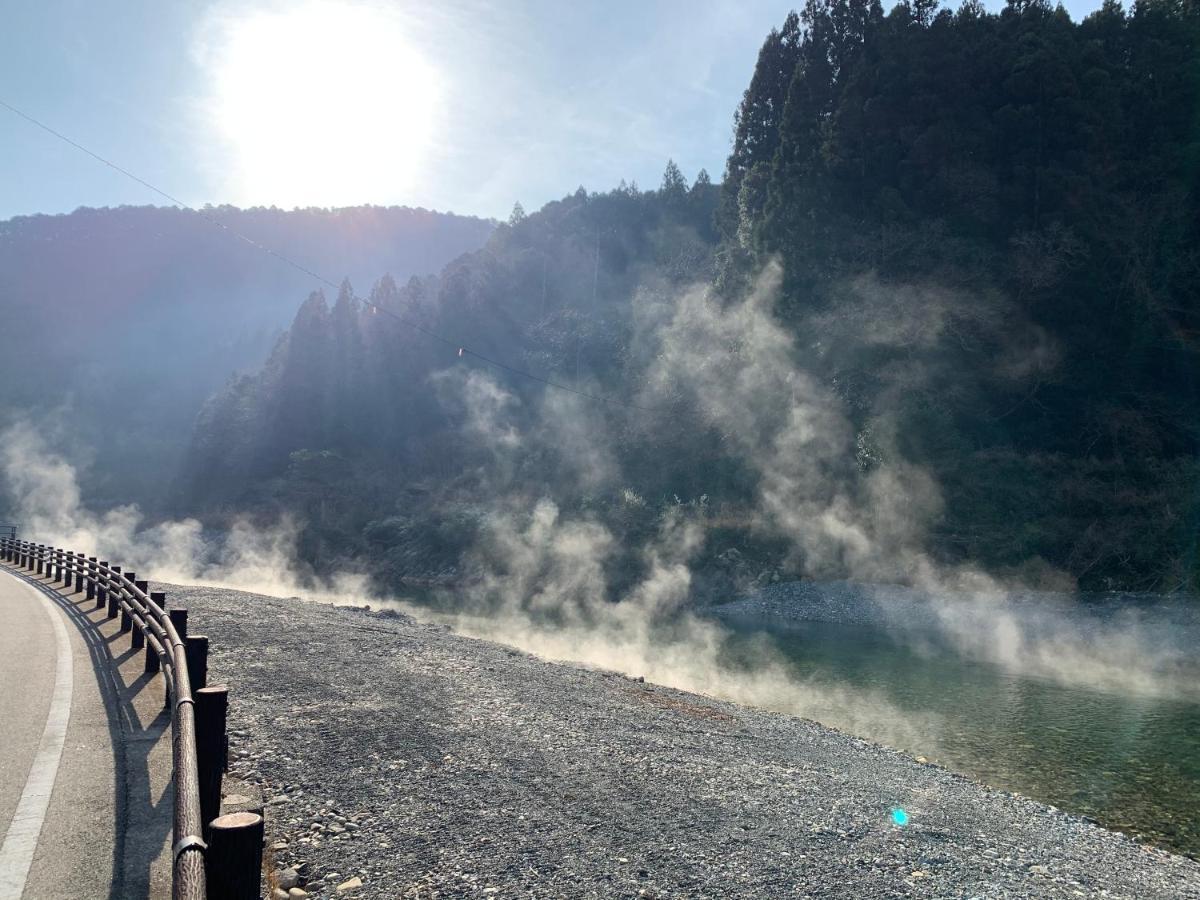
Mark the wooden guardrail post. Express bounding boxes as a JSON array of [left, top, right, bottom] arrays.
[[87, 557, 97, 601], [169, 608, 188, 642], [186, 636, 209, 692], [119, 571, 135, 632], [107, 565, 121, 619], [35, 545, 43, 575], [205, 812, 262, 900], [195, 684, 228, 840], [75, 554, 84, 593], [167, 609, 188, 710], [146, 592, 166, 674], [131, 580, 149, 650], [97, 561, 109, 607]]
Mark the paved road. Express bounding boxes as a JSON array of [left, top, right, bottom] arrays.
[[0, 565, 173, 899]]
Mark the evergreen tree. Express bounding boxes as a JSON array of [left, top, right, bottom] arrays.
[[660, 159, 689, 201]]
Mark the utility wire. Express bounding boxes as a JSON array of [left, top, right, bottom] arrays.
[[0, 96, 661, 413]]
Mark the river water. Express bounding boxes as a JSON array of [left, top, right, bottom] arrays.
[[718, 613, 1200, 859]]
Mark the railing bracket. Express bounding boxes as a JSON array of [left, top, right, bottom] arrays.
[[173, 835, 209, 860]]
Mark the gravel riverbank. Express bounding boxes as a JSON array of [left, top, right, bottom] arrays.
[[165, 583, 1200, 899]]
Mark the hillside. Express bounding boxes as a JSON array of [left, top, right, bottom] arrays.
[[0, 205, 494, 509], [186, 0, 1199, 592]]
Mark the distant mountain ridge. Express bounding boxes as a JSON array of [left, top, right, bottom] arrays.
[[0, 204, 495, 509]]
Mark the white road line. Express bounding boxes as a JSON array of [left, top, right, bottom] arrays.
[[0, 579, 73, 900]]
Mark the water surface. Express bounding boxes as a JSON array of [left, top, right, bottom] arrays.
[[720, 617, 1200, 858]]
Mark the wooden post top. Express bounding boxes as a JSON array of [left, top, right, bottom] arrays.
[[210, 811, 262, 831]]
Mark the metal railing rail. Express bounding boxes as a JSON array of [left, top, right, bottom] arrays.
[[0, 536, 262, 900]]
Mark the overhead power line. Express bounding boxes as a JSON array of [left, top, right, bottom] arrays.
[[0, 96, 660, 413]]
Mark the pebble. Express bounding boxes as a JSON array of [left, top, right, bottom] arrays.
[[276, 867, 300, 890], [336, 876, 363, 893]]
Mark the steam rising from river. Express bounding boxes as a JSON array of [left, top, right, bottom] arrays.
[[3, 263, 1197, 756], [0, 420, 372, 605]]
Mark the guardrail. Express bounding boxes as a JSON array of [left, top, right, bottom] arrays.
[[0, 536, 263, 900]]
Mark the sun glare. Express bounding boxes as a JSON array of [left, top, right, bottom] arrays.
[[199, 1, 440, 208]]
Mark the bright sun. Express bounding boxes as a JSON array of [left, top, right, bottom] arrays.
[[200, 1, 440, 208]]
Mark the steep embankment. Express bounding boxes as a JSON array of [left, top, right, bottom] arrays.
[[163, 583, 1200, 899]]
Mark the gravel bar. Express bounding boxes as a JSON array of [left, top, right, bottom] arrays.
[[164, 583, 1200, 899]]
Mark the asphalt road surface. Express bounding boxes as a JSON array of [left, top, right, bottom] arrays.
[[0, 565, 172, 899]]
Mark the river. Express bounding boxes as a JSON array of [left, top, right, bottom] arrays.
[[717, 608, 1200, 859]]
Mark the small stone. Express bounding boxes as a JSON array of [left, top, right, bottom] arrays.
[[336, 876, 363, 893], [271, 841, 289, 851], [1030, 865, 1050, 875], [288, 891, 309, 899], [328, 824, 346, 835], [272, 891, 289, 900], [276, 867, 300, 890]]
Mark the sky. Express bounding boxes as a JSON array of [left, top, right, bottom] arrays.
[[1, 0, 1106, 223]]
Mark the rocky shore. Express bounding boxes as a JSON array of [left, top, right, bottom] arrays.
[[165, 583, 1200, 899]]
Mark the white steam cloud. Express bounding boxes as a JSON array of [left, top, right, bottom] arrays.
[[0, 420, 370, 605], [3, 261, 1196, 770]]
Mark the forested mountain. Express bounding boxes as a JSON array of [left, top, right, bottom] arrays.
[[178, 179, 724, 583], [182, 0, 1200, 593], [0, 205, 494, 508], [718, 0, 1200, 588]]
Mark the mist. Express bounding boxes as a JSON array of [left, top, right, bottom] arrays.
[[4, 261, 1197, 768]]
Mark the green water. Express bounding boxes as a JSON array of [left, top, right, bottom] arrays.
[[722, 618, 1200, 859]]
